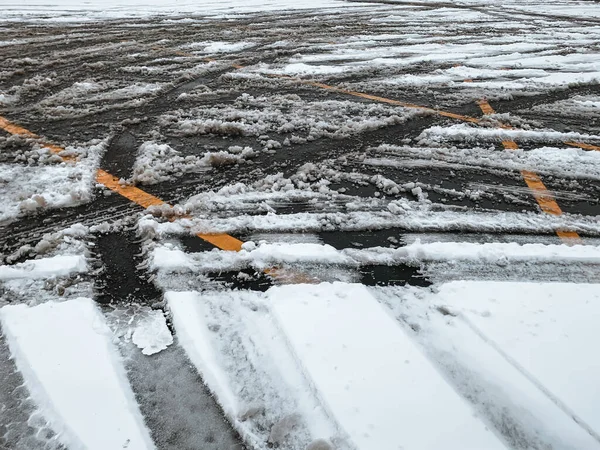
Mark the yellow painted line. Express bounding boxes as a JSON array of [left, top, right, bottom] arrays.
[[197, 233, 244, 252], [477, 100, 582, 244], [0, 116, 37, 137], [0, 116, 77, 161], [502, 140, 519, 150], [95, 169, 166, 208], [0, 115, 316, 283], [477, 99, 495, 116], [565, 141, 600, 152], [300, 79, 482, 124], [519, 169, 563, 216]]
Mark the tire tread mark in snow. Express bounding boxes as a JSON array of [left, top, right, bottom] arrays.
[[459, 313, 600, 444]]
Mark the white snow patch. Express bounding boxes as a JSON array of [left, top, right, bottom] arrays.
[[424, 281, 600, 441], [270, 282, 506, 450], [419, 124, 600, 144], [0, 255, 87, 280], [131, 310, 173, 355], [0, 298, 155, 450], [150, 241, 600, 273]]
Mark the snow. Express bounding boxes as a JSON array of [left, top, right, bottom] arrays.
[[432, 281, 600, 439], [1, 0, 351, 21], [167, 290, 342, 449], [419, 125, 600, 145], [368, 144, 600, 181], [0, 158, 98, 222], [131, 310, 173, 356], [198, 42, 255, 53], [270, 282, 505, 450], [0, 298, 155, 450], [0, 255, 87, 280], [150, 241, 600, 273], [378, 283, 600, 449], [166, 292, 240, 417]]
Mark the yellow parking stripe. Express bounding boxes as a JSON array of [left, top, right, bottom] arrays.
[[477, 100, 582, 244], [95, 169, 166, 208], [565, 141, 600, 152], [0, 115, 318, 283]]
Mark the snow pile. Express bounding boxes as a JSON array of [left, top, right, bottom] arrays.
[[36, 81, 166, 119], [418, 124, 600, 145], [184, 41, 255, 53], [138, 199, 600, 238], [0, 298, 155, 450], [0, 255, 87, 280], [132, 141, 255, 185], [368, 144, 600, 181], [131, 310, 173, 356], [160, 94, 417, 142], [530, 95, 600, 119], [150, 240, 600, 273], [0, 140, 105, 222]]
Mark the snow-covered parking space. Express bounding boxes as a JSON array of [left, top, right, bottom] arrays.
[[2, 0, 600, 449]]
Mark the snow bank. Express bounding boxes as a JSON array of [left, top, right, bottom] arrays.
[[432, 281, 600, 440], [0, 298, 155, 450], [377, 283, 600, 449], [270, 282, 506, 450], [151, 241, 600, 273], [0, 255, 87, 280]]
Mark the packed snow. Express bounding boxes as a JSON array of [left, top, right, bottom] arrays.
[[0, 298, 155, 450], [0, 255, 86, 280]]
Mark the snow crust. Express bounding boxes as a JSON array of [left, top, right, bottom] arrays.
[[151, 241, 600, 273], [0, 298, 155, 450], [270, 282, 506, 450], [0, 255, 87, 280]]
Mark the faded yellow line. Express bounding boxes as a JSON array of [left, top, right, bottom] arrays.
[[478, 100, 582, 244], [156, 48, 600, 151], [298, 79, 482, 124], [0, 115, 316, 283], [565, 141, 600, 152], [95, 169, 166, 208], [0, 116, 77, 161]]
